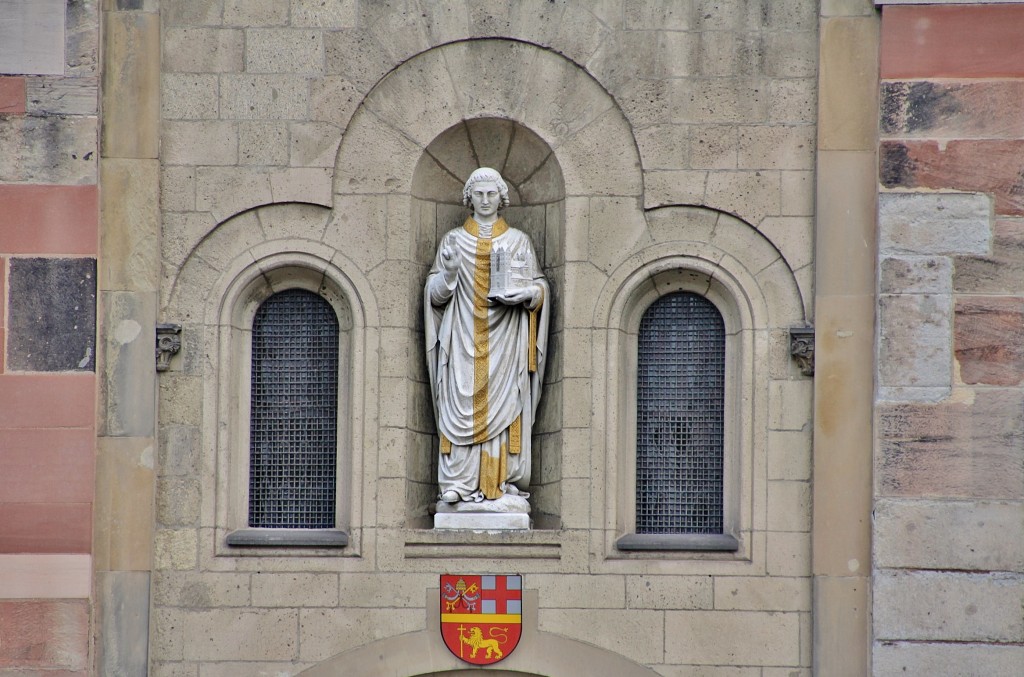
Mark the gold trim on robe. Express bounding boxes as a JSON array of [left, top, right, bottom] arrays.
[[509, 415, 522, 455]]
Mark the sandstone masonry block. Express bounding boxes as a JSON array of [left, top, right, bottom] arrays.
[[246, 29, 324, 74], [154, 529, 198, 570], [874, 641, 1024, 677], [220, 75, 309, 120], [665, 610, 800, 665], [713, 576, 810, 612], [874, 570, 1024, 642], [880, 192, 991, 256], [954, 296, 1024, 386], [292, 0, 357, 28], [738, 125, 815, 170], [223, 0, 288, 26], [538, 609, 664, 665], [162, 74, 219, 120], [626, 575, 713, 610], [874, 499, 1024, 572], [251, 573, 339, 607], [877, 390, 1024, 499], [0, 116, 97, 184], [182, 609, 298, 661], [880, 256, 951, 294], [0, 600, 89, 670], [163, 28, 243, 73], [153, 571, 250, 608], [877, 293, 952, 389], [954, 218, 1024, 294], [299, 608, 422, 662], [163, 121, 238, 166], [8, 258, 96, 371]]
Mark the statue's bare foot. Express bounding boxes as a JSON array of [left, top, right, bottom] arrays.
[[440, 490, 460, 503]]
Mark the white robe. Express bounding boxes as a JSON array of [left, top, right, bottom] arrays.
[[424, 217, 550, 501]]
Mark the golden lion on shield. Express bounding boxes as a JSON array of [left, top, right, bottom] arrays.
[[459, 626, 503, 660]]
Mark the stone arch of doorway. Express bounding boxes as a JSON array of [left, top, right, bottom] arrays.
[[295, 589, 660, 677]]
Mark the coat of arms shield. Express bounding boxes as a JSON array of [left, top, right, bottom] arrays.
[[440, 574, 522, 665]]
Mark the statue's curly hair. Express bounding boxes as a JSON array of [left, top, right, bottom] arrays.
[[462, 167, 510, 210]]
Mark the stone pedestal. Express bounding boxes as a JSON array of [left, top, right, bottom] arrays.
[[433, 512, 530, 530], [433, 493, 531, 530]]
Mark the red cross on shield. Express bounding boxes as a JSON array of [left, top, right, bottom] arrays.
[[440, 574, 522, 665]]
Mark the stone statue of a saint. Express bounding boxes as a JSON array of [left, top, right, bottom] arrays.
[[424, 167, 550, 520]]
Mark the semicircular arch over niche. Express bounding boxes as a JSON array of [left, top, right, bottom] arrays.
[[330, 38, 643, 527]]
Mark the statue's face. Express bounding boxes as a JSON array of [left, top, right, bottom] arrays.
[[469, 180, 500, 218]]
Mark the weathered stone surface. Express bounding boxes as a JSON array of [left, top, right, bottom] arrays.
[[153, 571, 249, 608], [220, 75, 309, 120], [954, 296, 1024, 386], [0, 600, 88, 670], [539, 609, 664, 665], [96, 571, 150, 677], [94, 437, 155, 571], [954, 218, 1024, 294], [738, 125, 815, 171], [880, 256, 951, 294], [245, 29, 324, 74], [878, 192, 991, 255], [0, 0, 65, 75], [101, 159, 161, 292], [0, 115, 97, 184], [299, 608, 422, 662], [251, 573, 339, 607], [881, 140, 1024, 216], [882, 80, 1024, 139], [102, 11, 159, 160], [877, 293, 951, 389], [819, 16, 879, 151], [877, 390, 1024, 498], [25, 76, 99, 116], [665, 611, 800, 666], [874, 498, 1024, 572], [182, 609, 297, 661], [714, 576, 811, 612], [163, 28, 243, 73], [292, 0, 357, 28], [98, 291, 156, 435], [874, 570, 1024, 642], [874, 641, 1024, 677], [880, 4, 1024, 79], [8, 258, 96, 371]]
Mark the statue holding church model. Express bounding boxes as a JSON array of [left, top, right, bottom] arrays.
[[424, 167, 550, 527]]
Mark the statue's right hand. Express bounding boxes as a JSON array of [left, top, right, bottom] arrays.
[[440, 236, 459, 274]]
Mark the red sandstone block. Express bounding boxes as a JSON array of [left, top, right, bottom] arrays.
[[0, 374, 95, 428], [0, 600, 89, 670], [877, 391, 1024, 499], [0, 77, 25, 115], [880, 139, 1024, 216], [882, 5, 1024, 78], [955, 297, 1024, 386], [0, 503, 92, 554], [954, 219, 1024, 294], [0, 429, 95, 503], [881, 81, 1024, 140], [0, 185, 98, 255], [0, 256, 5, 329]]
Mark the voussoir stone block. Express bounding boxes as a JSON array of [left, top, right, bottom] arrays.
[[880, 192, 991, 256]]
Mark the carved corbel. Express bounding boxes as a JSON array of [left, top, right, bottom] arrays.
[[156, 323, 182, 372], [789, 326, 814, 377]]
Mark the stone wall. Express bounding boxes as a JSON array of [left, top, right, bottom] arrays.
[[0, 1, 99, 674], [152, 1, 819, 675], [875, 4, 1024, 674]]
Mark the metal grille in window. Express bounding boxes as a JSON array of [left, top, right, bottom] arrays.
[[636, 292, 725, 534], [250, 289, 339, 528]]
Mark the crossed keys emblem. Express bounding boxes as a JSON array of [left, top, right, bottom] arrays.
[[442, 577, 481, 612]]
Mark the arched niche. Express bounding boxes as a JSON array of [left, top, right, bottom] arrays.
[[408, 118, 566, 528]]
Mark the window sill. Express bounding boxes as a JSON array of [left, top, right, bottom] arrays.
[[225, 528, 349, 548], [615, 533, 739, 552]]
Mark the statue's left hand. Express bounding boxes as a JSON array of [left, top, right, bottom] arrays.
[[495, 284, 541, 309]]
